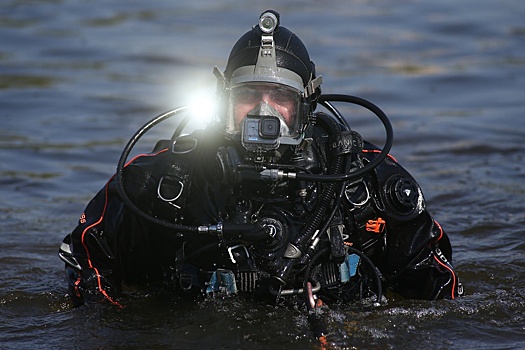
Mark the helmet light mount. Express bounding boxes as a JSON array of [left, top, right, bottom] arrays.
[[257, 11, 278, 75]]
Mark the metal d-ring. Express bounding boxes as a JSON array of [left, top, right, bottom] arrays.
[[157, 176, 184, 208], [172, 138, 197, 154], [345, 179, 370, 207]]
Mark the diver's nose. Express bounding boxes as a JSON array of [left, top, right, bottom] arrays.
[[260, 93, 273, 104]]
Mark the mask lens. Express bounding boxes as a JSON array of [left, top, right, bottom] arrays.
[[234, 87, 261, 106], [228, 83, 302, 134]]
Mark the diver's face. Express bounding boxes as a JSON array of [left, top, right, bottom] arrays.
[[230, 83, 300, 130]]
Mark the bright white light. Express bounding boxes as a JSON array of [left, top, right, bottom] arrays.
[[161, 70, 219, 135], [187, 88, 218, 128]]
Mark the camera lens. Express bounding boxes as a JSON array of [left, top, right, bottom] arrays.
[[259, 116, 280, 139]]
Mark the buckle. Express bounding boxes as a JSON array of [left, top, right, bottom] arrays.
[[206, 269, 238, 295], [365, 217, 386, 233]]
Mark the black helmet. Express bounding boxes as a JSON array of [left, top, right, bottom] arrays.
[[214, 10, 322, 152]]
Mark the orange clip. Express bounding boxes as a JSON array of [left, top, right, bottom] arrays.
[[366, 217, 386, 233]]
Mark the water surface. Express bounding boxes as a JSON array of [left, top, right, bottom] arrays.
[[1, 1, 524, 349]]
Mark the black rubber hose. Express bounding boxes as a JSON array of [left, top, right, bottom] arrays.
[[115, 107, 268, 241], [272, 113, 346, 283], [295, 94, 394, 182], [345, 245, 383, 305], [297, 113, 345, 246], [116, 107, 199, 233]]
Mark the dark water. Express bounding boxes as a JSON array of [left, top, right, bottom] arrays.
[[1, 0, 524, 349]]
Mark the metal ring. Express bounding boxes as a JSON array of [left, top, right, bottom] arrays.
[[157, 176, 184, 205], [345, 180, 370, 207]]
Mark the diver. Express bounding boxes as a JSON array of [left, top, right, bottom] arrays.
[[59, 10, 462, 318]]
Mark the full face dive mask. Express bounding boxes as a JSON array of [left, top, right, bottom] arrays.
[[215, 10, 322, 153], [226, 82, 304, 152]]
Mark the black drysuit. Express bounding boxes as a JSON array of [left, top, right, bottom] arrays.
[[59, 113, 461, 307]]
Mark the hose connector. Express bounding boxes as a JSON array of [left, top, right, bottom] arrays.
[[259, 169, 297, 181]]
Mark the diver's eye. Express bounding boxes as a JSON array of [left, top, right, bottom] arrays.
[[269, 89, 297, 106], [234, 88, 260, 105]]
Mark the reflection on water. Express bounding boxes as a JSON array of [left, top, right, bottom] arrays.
[[1, 0, 524, 349]]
